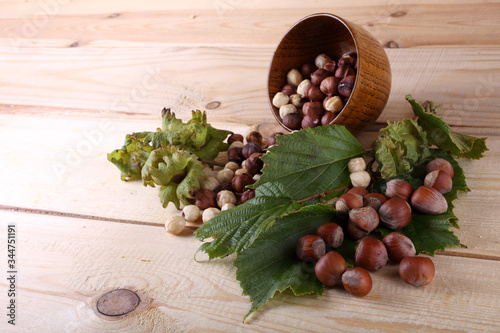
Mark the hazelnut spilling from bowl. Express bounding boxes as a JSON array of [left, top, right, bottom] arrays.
[[273, 53, 358, 130], [268, 13, 391, 133]]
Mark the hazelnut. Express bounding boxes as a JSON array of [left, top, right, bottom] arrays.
[[181, 205, 201, 222], [171, 170, 186, 184], [335, 64, 353, 79], [242, 142, 263, 159], [338, 75, 355, 97], [350, 171, 371, 188], [301, 114, 321, 129], [424, 170, 453, 194], [337, 66, 355, 78], [323, 95, 343, 113], [301, 63, 317, 79], [202, 207, 221, 223], [315, 251, 346, 287], [342, 267, 372, 297], [217, 168, 234, 184], [355, 238, 388, 271], [321, 111, 336, 126], [246, 131, 263, 146], [279, 104, 298, 119], [322, 60, 337, 75], [289, 94, 305, 108], [382, 232, 416, 263], [228, 140, 244, 150], [399, 256, 435, 287], [348, 187, 369, 196], [216, 190, 237, 208], [228, 147, 243, 164], [266, 132, 283, 147], [302, 101, 325, 118], [227, 133, 244, 145], [194, 189, 217, 210], [347, 206, 380, 240], [224, 161, 239, 172], [199, 176, 220, 191], [339, 53, 355, 67], [348, 157, 366, 173], [305, 84, 325, 102], [296, 235, 325, 263], [410, 186, 448, 215], [286, 68, 303, 86], [311, 68, 330, 86], [363, 193, 387, 211], [221, 203, 235, 211], [335, 193, 363, 214], [426, 158, 454, 178], [272, 92, 290, 108], [231, 173, 255, 193], [378, 197, 412, 229], [281, 84, 297, 96], [315, 53, 332, 69], [240, 189, 256, 204], [316, 222, 344, 248], [320, 76, 340, 96], [385, 179, 413, 201], [245, 153, 264, 175], [165, 216, 186, 235], [296, 79, 312, 97], [282, 113, 302, 130], [234, 168, 250, 176]]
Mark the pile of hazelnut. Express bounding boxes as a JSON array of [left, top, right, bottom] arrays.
[[272, 52, 357, 130], [296, 157, 455, 296], [164, 130, 284, 235]]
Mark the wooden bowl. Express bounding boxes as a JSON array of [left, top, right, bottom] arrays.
[[268, 13, 391, 132]]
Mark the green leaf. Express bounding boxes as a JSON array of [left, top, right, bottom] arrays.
[[406, 95, 488, 159], [373, 118, 431, 179], [107, 134, 153, 181], [254, 125, 363, 201], [195, 182, 302, 259], [234, 204, 335, 321]]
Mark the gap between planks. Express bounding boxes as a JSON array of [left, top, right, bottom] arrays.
[[3, 204, 500, 263], [0, 204, 161, 228]]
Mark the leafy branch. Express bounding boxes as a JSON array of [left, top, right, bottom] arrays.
[[107, 109, 231, 209]]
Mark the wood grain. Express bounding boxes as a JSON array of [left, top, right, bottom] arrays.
[[0, 1, 498, 48], [0, 1, 499, 331], [0, 47, 499, 130], [1, 210, 499, 332]]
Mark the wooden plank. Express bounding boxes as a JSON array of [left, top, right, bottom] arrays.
[[0, 1, 498, 48], [1, 210, 499, 332], [0, 47, 499, 129], [0, 113, 499, 258]]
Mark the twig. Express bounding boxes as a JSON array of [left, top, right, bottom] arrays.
[[297, 184, 349, 203]]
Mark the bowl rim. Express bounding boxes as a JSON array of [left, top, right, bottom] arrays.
[[267, 13, 360, 131]]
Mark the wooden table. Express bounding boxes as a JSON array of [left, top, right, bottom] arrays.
[[1, 1, 499, 331]]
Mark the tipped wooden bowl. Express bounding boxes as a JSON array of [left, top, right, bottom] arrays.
[[268, 13, 391, 132]]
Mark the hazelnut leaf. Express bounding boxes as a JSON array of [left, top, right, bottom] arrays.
[[194, 182, 302, 259], [233, 204, 335, 321], [107, 134, 154, 181], [140, 145, 204, 209], [255, 125, 363, 201], [372, 118, 431, 179], [406, 95, 488, 159]]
